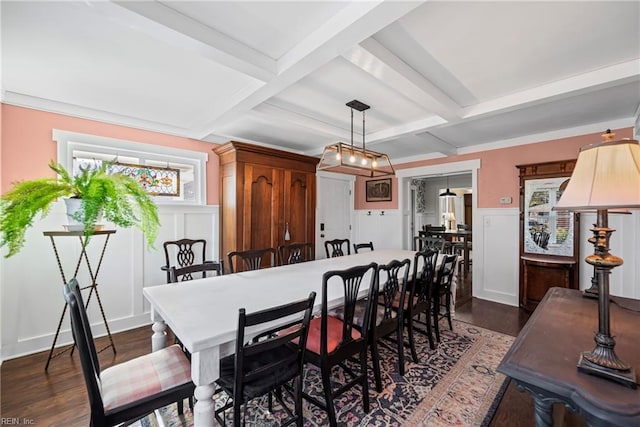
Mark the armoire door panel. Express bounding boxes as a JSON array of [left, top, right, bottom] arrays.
[[285, 170, 313, 244], [244, 164, 283, 251]]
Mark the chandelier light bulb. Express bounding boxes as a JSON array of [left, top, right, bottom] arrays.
[[349, 153, 356, 163], [372, 159, 378, 168], [335, 152, 341, 161], [361, 157, 368, 166]]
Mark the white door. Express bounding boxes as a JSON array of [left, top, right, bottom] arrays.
[[316, 174, 353, 259]]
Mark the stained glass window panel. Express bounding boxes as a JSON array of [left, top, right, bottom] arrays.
[[109, 162, 180, 196]]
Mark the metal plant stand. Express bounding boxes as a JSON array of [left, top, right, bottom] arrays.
[[43, 229, 117, 371]]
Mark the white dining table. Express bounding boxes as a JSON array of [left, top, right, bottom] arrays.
[[143, 249, 454, 426]]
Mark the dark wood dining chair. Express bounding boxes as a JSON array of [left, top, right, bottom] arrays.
[[278, 242, 314, 265], [433, 254, 458, 342], [353, 241, 374, 254], [214, 292, 316, 426], [424, 225, 453, 253], [162, 238, 209, 283], [425, 225, 446, 235], [329, 258, 411, 392], [414, 235, 446, 253], [404, 249, 438, 352], [169, 261, 224, 282], [324, 238, 351, 258], [452, 224, 472, 266], [370, 258, 411, 391], [63, 278, 194, 427], [227, 247, 277, 273], [302, 262, 378, 427]]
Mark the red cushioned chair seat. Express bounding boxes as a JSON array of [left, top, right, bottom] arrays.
[[305, 315, 361, 355]]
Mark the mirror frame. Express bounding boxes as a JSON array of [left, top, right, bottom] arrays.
[[517, 159, 580, 311]]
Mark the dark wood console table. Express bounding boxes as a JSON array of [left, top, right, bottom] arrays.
[[43, 229, 117, 370], [498, 287, 640, 426]]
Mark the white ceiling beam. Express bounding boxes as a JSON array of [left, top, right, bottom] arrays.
[[252, 103, 347, 139], [342, 39, 462, 121], [193, 1, 425, 139], [366, 116, 448, 145], [105, 1, 276, 82], [413, 133, 459, 156], [463, 59, 640, 119]]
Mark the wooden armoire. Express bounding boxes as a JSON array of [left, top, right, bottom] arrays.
[[214, 142, 318, 271]]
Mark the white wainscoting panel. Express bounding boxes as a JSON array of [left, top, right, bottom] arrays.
[[473, 208, 520, 307], [353, 210, 402, 251], [0, 201, 219, 361], [578, 211, 640, 299]]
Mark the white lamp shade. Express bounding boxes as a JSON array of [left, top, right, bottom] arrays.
[[555, 139, 640, 211]]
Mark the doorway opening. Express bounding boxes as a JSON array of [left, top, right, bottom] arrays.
[[396, 159, 480, 306]]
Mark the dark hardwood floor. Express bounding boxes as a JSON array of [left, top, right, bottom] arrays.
[[0, 270, 582, 426]]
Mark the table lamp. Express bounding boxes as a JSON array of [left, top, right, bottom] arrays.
[[554, 130, 639, 388]]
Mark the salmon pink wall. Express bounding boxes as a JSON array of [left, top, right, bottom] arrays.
[[1, 104, 221, 204], [354, 176, 398, 210], [353, 127, 633, 210]]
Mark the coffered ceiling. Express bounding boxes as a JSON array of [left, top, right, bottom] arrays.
[[2, 1, 639, 163]]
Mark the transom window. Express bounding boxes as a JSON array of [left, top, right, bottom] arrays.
[[53, 129, 207, 205]]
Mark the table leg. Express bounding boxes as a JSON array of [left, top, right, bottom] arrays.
[[192, 348, 221, 427], [532, 395, 554, 427], [151, 320, 167, 352], [194, 384, 217, 427]]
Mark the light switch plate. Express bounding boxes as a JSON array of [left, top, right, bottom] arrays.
[[500, 196, 512, 204]]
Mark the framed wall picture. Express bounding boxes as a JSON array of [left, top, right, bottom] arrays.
[[366, 178, 392, 202]]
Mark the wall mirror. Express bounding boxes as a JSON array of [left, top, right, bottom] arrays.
[[523, 177, 574, 256]]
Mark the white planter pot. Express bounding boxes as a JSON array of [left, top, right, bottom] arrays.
[[64, 198, 103, 231]]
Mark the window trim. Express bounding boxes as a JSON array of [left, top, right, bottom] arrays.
[[52, 129, 208, 205]]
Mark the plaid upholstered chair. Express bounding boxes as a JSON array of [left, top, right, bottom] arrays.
[[63, 279, 195, 427]]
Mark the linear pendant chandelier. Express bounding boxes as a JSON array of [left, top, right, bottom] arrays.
[[317, 100, 395, 177]]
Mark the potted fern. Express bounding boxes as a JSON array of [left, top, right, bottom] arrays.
[[0, 160, 160, 258]]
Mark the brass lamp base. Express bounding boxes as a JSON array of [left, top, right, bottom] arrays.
[[578, 352, 637, 389]]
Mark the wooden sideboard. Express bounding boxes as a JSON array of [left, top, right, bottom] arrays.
[[498, 287, 640, 426], [521, 255, 576, 312], [214, 141, 318, 271]]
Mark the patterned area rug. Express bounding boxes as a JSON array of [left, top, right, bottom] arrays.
[[134, 320, 514, 426]]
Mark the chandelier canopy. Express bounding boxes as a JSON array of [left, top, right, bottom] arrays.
[[317, 100, 395, 177]]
